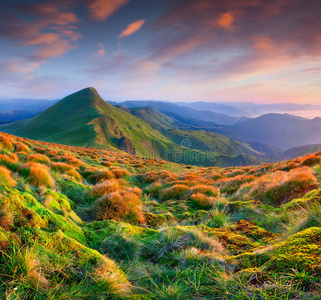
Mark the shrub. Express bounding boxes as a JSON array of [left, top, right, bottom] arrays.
[[145, 182, 162, 197], [189, 193, 216, 210], [111, 168, 129, 179], [0, 136, 14, 150], [91, 180, 120, 197], [0, 166, 16, 187], [220, 175, 256, 195], [65, 169, 82, 182], [160, 184, 189, 201], [101, 161, 112, 167], [51, 162, 74, 172], [16, 142, 30, 153], [237, 167, 318, 206], [300, 154, 321, 167], [88, 169, 115, 184], [27, 154, 50, 164], [188, 185, 219, 197], [94, 190, 145, 224], [20, 162, 54, 188], [0, 154, 19, 170]]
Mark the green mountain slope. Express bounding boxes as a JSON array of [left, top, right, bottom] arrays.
[[0, 88, 260, 166], [0, 88, 176, 156]]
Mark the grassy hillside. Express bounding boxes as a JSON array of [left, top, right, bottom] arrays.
[[0, 88, 260, 167], [0, 132, 321, 299]]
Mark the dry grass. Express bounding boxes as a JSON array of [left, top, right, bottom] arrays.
[[27, 154, 51, 164], [189, 193, 216, 210], [16, 142, 30, 153], [238, 167, 318, 205], [94, 190, 145, 224], [21, 162, 55, 188], [299, 154, 321, 167], [188, 185, 219, 197], [160, 184, 189, 201], [91, 180, 120, 197], [0, 166, 16, 187]]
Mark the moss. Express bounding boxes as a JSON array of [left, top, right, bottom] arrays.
[[0, 186, 86, 243], [284, 189, 321, 210], [269, 227, 321, 273], [41, 190, 82, 225], [18, 229, 131, 297]]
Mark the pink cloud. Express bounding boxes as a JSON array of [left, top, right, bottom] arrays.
[[93, 43, 107, 56], [0, 1, 80, 63], [217, 12, 234, 30], [119, 19, 145, 38], [88, 0, 130, 21]]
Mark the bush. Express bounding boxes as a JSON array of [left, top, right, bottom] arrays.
[[91, 180, 120, 197], [51, 162, 74, 172], [160, 184, 189, 201], [94, 190, 145, 224], [189, 193, 215, 210], [300, 154, 321, 167], [27, 154, 50, 164], [16, 142, 30, 153], [111, 168, 129, 179], [237, 167, 318, 206], [20, 162, 54, 188], [0, 154, 19, 171], [0, 166, 16, 187], [88, 169, 115, 184], [188, 185, 219, 197], [220, 175, 256, 195]]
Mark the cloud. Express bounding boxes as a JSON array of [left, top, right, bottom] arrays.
[[93, 43, 107, 56], [118, 19, 145, 38], [88, 0, 130, 21], [217, 12, 234, 30], [0, 1, 80, 63]]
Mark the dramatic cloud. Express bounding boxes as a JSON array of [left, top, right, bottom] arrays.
[[217, 12, 234, 30], [88, 0, 130, 21], [119, 19, 145, 38], [93, 43, 107, 56], [0, 1, 80, 62]]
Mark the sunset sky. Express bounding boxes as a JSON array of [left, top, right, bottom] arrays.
[[0, 0, 321, 103]]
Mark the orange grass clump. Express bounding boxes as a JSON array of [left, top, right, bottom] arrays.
[[94, 190, 145, 224], [16, 143, 30, 153], [299, 154, 321, 167], [21, 162, 54, 188], [91, 180, 120, 197], [0, 166, 16, 187], [237, 167, 318, 206], [27, 154, 50, 164], [189, 193, 215, 210], [160, 184, 189, 201], [188, 185, 219, 197]]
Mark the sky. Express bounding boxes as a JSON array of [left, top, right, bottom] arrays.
[[0, 0, 321, 103]]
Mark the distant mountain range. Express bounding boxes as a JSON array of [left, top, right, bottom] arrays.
[[0, 88, 267, 167], [1, 90, 321, 165]]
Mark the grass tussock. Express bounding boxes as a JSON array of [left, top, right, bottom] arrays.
[[20, 162, 55, 188], [94, 189, 145, 224], [237, 167, 318, 205], [0, 166, 16, 187]]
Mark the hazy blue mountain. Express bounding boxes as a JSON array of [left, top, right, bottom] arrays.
[[215, 113, 321, 150]]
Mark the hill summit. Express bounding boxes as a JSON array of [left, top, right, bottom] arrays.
[[0, 87, 173, 155]]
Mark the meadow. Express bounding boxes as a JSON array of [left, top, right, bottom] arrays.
[[0, 131, 321, 299]]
